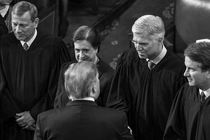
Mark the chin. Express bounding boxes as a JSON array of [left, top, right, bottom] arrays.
[[15, 36, 25, 41], [188, 81, 196, 87], [138, 54, 146, 59]]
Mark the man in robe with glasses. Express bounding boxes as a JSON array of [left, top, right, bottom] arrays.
[[106, 15, 187, 140]]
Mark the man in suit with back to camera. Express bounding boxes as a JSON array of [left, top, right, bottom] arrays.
[[0, 1, 71, 140], [34, 61, 134, 140]]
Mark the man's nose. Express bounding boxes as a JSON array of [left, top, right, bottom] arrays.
[[78, 51, 85, 57], [15, 25, 22, 32], [183, 68, 188, 77], [135, 44, 143, 51]]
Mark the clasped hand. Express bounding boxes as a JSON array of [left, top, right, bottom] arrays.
[[15, 111, 36, 131]]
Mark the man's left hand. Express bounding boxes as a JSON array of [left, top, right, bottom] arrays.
[[15, 111, 35, 130]]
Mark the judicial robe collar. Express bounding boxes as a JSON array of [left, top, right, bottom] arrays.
[[20, 29, 37, 49], [146, 45, 167, 65]]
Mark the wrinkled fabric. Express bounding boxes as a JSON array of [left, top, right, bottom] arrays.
[[164, 83, 210, 140], [106, 47, 187, 140], [0, 30, 71, 140]]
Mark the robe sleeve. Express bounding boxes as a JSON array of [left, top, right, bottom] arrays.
[[100, 73, 113, 107], [106, 52, 130, 113], [58, 41, 71, 65], [0, 50, 21, 122], [120, 112, 135, 140], [53, 63, 70, 108], [0, 15, 8, 36], [30, 43, 69, 120], [163, 85, 186, 140]]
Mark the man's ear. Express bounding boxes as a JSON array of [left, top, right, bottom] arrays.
[[67, 94, 74, 101], [206, 70, 210, 79], [89, 82, 99, 100], [95, 48, 99, 53], [34, 18, 39, 28]]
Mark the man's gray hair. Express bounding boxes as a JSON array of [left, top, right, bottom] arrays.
[[64, 61, 98, 99], [132, 15, 165, 40]]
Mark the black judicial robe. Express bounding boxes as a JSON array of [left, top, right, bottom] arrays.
[[106, 47, 187, 140], [164, 83, 210, 140], [0, 15, 8, 36], [0, 30, 70, 140], [54, 58, 114, 108]]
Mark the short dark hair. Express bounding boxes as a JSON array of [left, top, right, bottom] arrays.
[[72, 25, 101, 52], [12, 1, 38, 22], [64, 61, 98, 99], [184, 42, 210, 71]]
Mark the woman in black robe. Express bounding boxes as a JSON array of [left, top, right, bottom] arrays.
[[54, 25, 114, 108]]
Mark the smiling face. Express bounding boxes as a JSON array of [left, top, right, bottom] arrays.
[[132, 32, 162, 60], [11, 11, 38, 42], [74, 40, 98, 63], [184, 56, 210, 90]]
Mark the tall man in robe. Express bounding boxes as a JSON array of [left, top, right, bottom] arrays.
[[106, 15, 187, 140], [0, 1, 70, 140], [164, 41, 210, 140]]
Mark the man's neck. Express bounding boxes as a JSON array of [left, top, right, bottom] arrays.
[[147, 45, 167, 65]]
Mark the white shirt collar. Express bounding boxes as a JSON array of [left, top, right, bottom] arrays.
[[146, 45, 167, 65], [199, 88, 210, 99], [72, 97, 95, 102], [20, 29, 37, 48], [0, 5, 9, 17]]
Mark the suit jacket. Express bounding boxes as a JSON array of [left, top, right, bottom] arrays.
[[54, 58, 114, 108], [34, 100, 134, 140]]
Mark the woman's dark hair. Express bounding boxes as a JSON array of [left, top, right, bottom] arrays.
[[72, 25, 101, 52]]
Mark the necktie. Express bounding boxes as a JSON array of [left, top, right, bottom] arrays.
[[200, 91, 206, 102], [148, 60, 156, 70], [23, 43, 29, 51]]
